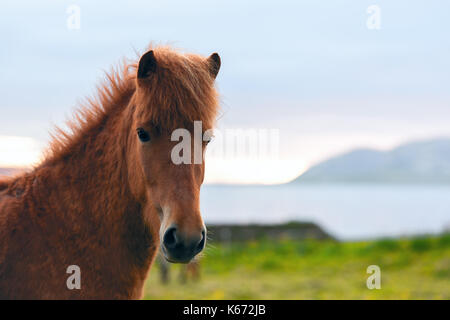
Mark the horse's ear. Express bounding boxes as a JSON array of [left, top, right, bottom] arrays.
[[207, 53, 221, 79], [137, 50, 157, 79]]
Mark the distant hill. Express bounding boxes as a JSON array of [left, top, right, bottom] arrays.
[[292, 138, 450, 184]]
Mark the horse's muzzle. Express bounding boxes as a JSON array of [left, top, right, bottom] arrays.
[[161, 225, 206, 263]]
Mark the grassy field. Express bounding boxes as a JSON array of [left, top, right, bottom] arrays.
[[144, 233, 450, 299]]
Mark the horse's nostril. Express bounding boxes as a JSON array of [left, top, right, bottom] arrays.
[[163, 227, 178, 249], [196, 230, 206, 253]]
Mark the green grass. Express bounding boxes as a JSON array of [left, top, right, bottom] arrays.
[[144, 233, 450, 299]]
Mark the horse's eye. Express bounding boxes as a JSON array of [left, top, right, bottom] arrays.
[[137, 128, 150, 142], [205, 135, 214, 145]]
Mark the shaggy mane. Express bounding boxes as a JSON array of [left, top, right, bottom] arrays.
[[43, 61, 137, 164], [43, 46, 219, 165]]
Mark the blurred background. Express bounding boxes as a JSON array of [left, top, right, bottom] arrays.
[[1, 0, 449, 299]]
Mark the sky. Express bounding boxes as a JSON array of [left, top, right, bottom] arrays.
[[1, 0, 450, 184]]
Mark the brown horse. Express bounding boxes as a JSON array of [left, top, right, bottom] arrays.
[[0, 46, 221, 299]]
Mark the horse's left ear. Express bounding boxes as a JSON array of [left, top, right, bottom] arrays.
[[207, 53, 221, 79], [137, 50, 157, 79]]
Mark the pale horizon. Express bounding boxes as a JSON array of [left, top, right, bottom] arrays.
[[2, 133, 449, 185]]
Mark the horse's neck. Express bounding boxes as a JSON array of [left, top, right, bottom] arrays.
[[42, 113, 133, 226], [32, 101, 155, 283]]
